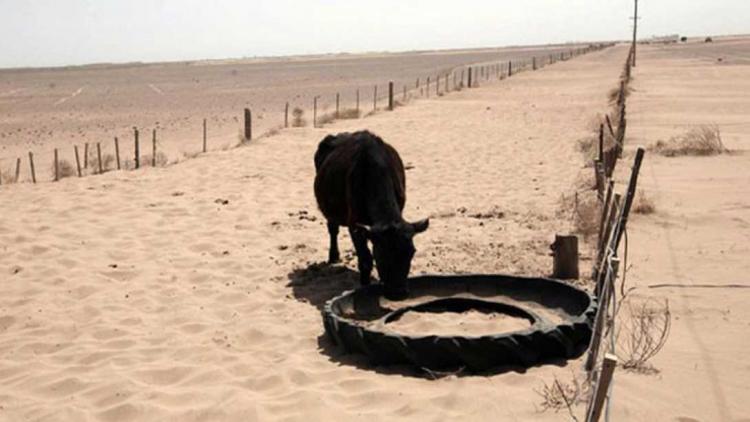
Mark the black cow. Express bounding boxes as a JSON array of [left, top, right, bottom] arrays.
[[314, 131, 428, 299]]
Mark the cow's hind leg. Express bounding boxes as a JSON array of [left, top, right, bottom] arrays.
[[327, 221, 340, 264], [349, 227, 372, 286]]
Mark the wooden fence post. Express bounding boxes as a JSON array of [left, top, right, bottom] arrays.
[[435, 75, 440, 95], [336, 93, 340, 118], [313, 96, 318, 128], [151, 129, 156, 167], [586, 354, 618, 422], [114, 137, 121, 170], [134, 128, 140, 169], [97, 142, 103, 174], [28, 152, 36, 183], [403, 85, 407, 102], [356, 89, 360, 114], [388, 81, 394, 111], [74, 146, 82, 177], [15, 157, 21, 182], [445, 73, 449, 92], [54, 148, 59, 181], [599, 123, 604, 162], [373, 85, 377, 110], [285, 103, 289, 128], [84, 143, 89, 169], [533, 56, 537, 70], [508, 60, 513, 77], [551, 235, 579, 279], [426, 77, 430, 97], [202, 118, 207, 152], [244, 108, 252, 141], [467, 68, 472, 88]]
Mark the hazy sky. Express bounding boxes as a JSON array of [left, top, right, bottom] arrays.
[[1, 0, 748, 68]]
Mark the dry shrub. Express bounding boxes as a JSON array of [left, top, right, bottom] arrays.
[[632, 190, 655, 214], [292, 107, 307, 127], [535, 373, 590, 415], [54, 159, 77, 178], [0, 168, 15, 184], [577, 137, 597, 163], [316, 112, 336, 126], [561, 191, 601, 239], [615, 297, 671, 373], [338, 108, 360, 119], [651, 125, 726, 157], [140, 152, 169, 168], [608, 83, 632, 104]]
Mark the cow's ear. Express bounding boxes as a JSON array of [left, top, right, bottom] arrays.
[[411, 219, 429, 234]]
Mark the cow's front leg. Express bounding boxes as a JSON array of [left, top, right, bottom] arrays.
[[349, 227, 372, 286], [327, 221, 340, 264]]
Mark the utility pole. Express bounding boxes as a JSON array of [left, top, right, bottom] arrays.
[[631, 0, 639, 67]]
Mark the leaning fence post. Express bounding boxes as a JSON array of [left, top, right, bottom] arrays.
[[586, 258, 620, 373], [54, 148, 59, 181], [388, 81, 394, 111], [15, 157, 21, 183], [202, 118, 207, 152], [151, 129, 156, 167], [97, 142, 103, 174], [284, 103, 289, 128], [114, 137, 121, 170], [28, 152, 36, 183], [244, 108, 252, 141], [74, 146, 82, 177], [586, 354, 618, 422], [134, 128, 140, 169]]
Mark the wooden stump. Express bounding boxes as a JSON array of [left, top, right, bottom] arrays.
[[551, 235, 579, 279]]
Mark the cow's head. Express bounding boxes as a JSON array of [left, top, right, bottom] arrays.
[[360, 219, 429, 300]]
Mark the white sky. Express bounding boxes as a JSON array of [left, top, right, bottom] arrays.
[[1, 0, 748, 68]]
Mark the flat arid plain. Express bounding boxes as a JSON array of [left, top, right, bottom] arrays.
[[0, 37, 749, 421], [0, 44, 578, 179]]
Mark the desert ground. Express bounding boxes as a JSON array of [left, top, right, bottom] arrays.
[[0, 37, 748, 421], [0, 43, 580, 181]]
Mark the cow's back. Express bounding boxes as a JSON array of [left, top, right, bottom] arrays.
[[314, 131, 405, 227]]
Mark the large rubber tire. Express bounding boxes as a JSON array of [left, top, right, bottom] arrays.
[[322, 274, 597, 372]]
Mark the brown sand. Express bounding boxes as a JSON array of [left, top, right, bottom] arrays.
[[3, 38, 747, 421], [384, 310, 532, 337], [608, 38, 750, 421], [0, 44, 580, 182], [0, 43, 626, 421]]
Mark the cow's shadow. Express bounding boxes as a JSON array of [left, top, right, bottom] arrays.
[[286, 261, 359, 311]]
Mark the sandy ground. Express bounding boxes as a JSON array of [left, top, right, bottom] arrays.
[[0, 43, 626, 421], [0, 43, 582, 180], [609, 39, 750, 421]]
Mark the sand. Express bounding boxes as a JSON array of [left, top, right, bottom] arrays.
[[607, 38, 750, 421], [0, 43, 624, 421], [0, 43, 581, 182], [1, 37, 747, 421]]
